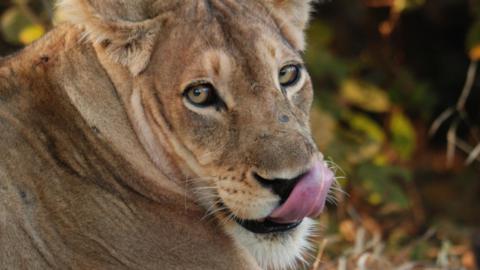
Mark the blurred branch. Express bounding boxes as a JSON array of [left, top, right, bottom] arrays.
[[311, 239, 329, 270], [363, 0, 400, 37], [457, 61, 477, 111], [466, 143, 480, 165], [446, 120, 459, 166], [429, 108, 454, 136], [430, 61, 479, 166], [449, 138, 480, 163]]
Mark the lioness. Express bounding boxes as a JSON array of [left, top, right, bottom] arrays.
[[0, 0, 335, 269]]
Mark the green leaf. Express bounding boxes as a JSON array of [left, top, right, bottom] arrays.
[[341, 113, 386, 163], [340, 79, 391, 113], [394, 0, 426, 13], [388, 183, 410, 209], [348, 113, 386, 143], [1, 7, 33, 44], [390, 110, 416, 160], [357, 163, 412, 209]]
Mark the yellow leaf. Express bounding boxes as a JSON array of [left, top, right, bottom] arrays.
[[394, 0, 426, 13], [373, 154, 388, 166], [349, 114, 386, 143], [368, 192, 383, 205], [19, 24, 45, 45], [469, 45, 480, 61], [341, 79, 391, 113], [394, 0, 407, 13], [346, 113, 385, 163], [390, 110, 416, 160]]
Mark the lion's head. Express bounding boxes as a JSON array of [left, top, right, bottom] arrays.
[[59, 0, 335, 269]]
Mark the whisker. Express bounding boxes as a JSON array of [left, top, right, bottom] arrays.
[[185, 176, 218, 184], [202, 205, 227, 221], [202, 198, 222, 214], [219, 212, 237, 226], [191, 186, 219, 191]]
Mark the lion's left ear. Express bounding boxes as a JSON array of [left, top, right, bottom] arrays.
[[262, 0, 315, 50], [58, 0, 174, 76]]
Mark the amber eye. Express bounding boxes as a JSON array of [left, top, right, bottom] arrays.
[[184, 83, 219, 107], [279, 64, 301, 88]]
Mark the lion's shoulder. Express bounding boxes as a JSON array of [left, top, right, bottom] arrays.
[[0, 24, 82, 104]]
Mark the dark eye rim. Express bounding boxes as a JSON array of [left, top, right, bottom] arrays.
[[183, 82, 222, 108], [279, 64, 302, 88]]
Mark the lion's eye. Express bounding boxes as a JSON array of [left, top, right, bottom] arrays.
[[184, 83, 219, 107], [279, 64, 301, 88]]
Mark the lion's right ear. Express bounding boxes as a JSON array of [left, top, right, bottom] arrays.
[[261, 0, 316, 51], [58, 0, 174, 76]]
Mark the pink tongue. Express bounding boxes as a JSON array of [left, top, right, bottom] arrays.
[[268, 161, 334, 224]]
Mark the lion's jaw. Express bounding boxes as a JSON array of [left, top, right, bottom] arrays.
[[188, 159, 334, 270], [227, 218, 317, 270]]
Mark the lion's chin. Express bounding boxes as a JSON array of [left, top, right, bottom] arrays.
[[225, 218, 316, 270]]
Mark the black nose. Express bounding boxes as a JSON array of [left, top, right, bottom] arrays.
[[253, 172, 306, 203]]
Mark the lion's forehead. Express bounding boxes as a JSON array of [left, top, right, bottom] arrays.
[[155, 1, 299, 70]]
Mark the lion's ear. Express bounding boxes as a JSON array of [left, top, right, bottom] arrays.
[[58, 0, 173, 75], [262, 0, 315, 50]]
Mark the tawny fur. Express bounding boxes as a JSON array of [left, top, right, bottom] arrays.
[[0, 1, 322, 269]]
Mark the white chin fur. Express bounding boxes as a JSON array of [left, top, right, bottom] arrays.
[[226, 218, 316, 270]]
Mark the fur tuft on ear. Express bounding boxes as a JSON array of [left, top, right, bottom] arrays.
[[57, 0, 175, 75], [262, 0, 316, 50]]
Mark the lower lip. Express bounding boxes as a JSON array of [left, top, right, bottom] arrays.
[[215, 200, 302, 234], [234, 218, 302, 234]]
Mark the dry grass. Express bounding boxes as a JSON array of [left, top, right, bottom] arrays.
[[308, 224, 475, 270]]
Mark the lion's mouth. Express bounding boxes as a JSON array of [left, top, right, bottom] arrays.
[[234, 217, 302, 234], [216, 161, 334, 234], [216, 201, 302, 234]]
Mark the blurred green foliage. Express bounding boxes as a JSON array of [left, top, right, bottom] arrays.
[[0, 1, 55, 45], [305, 1, 480, 266], [306, 0, 480, 218]]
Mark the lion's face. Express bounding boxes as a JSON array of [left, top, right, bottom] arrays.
[[61, 0, 335, 269], [137, 2, 334, 269]]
